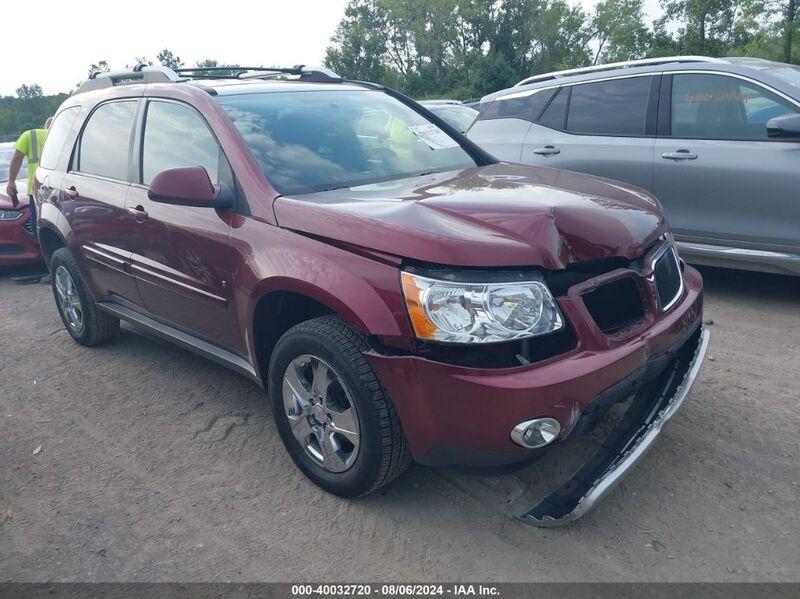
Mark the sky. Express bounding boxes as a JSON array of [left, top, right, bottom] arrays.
[[2, 0, 664, 97]]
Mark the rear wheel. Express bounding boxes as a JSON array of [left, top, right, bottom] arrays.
[[268, 316, 411, 496], [51, 247, 119, 346]]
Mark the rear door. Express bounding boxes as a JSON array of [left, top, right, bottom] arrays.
[[59, 100, 141, 305], [519, 75, 659, 192], [125, 99, 243, 352], [654, 72, 800, 251]]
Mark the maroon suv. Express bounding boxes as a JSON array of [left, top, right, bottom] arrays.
[[34, 65, 708, 525]]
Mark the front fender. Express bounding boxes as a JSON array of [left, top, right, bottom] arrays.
[[232, 222, 411, 368]]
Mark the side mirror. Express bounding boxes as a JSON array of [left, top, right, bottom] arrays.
[[766, 114, 800, 140], [147, 166, 223, 208]]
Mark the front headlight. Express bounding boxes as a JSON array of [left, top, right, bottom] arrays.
[[401, 271, 563, 344], [0, 209, 23, 221]]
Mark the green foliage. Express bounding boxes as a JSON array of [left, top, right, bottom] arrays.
[[88, 60, 110, 78], [325, 0, 798, 100], [156, 48, 184, 69], [0, 90, 69, 137]]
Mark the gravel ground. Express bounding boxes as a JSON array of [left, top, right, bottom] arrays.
[[1, 264, 798, 583]]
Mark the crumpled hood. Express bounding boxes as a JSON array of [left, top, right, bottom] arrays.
[[273, 164, 667, 268]]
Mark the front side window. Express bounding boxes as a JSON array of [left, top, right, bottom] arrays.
[[216, 90, 477, 195], [40, 107, 80, 170], [670, 74, 799, 140], [78, 101, 136, 180], [567, 76, 652, 136], [142, 101, 222, 185]]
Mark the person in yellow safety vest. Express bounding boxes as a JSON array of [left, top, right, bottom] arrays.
[[385, 114, 417, 161], [6, 117, 52, 234]]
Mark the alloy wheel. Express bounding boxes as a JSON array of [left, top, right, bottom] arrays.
[[282, 354, 360, 473], [54, 265, 84, 333]]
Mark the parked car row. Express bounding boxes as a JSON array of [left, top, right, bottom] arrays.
[[467, 56, 800, 276]]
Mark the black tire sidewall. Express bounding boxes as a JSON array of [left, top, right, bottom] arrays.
[[269, 327, 385, 497], [50, 249, 94, 345]]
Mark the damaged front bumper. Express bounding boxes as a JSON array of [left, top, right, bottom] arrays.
[[518, 326, 710, 527]]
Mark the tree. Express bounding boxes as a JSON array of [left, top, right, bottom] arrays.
[[15, 84, 43, 100], [156, 48, 183, 69], [88, 60, 110, 78], [783, 0, 797, 62], [659, 0, 756, 56], [590, 0, 652, 63], [324, 0, 784, 99], [325, 0, 395, 85], [194, 59, 240, 76]]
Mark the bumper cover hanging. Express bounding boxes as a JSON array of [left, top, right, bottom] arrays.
[[518, 326, 710, 527]]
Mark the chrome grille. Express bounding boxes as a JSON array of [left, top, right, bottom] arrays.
[[654, 245, 682, 310]]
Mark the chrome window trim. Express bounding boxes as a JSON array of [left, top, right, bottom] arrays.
[[499, 69, 800, 111]]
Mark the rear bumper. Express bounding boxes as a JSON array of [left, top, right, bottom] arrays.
[[366, 264, 705, 464], [0, 208, 42, 265]]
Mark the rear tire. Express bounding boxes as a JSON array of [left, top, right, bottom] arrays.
[[51, 247, 119, 346], [268, 316, 411, 496]]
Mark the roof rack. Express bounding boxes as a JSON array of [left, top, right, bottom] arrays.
[[77, 64, 183, 93], [75, 64, 343, 95], [174, 65, 343, 83], [514, 56, 727, 87]]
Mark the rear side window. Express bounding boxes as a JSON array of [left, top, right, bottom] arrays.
[[567, 76, 652, 136], [77, 101, 136, 180], [670, 73, 800, 140], [478, 88, 556, 123], [142, 101, 222, 185], [538, 87, 568, 130], [40, 107, 80, 170]]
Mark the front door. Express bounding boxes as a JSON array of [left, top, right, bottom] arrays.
[[125, 99, 243, 352], [654, 72, 800, 252]]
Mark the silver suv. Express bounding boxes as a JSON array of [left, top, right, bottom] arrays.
[[468, 56, 800, 276]]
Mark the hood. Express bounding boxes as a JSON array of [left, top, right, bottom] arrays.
[[273, 164, 667, 269], [0, 177, 29, 210], [0, 194, 29, 210]]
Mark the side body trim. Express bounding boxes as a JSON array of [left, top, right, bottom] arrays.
[[677, 241, 800, 276], [97, 301, 260, 383]]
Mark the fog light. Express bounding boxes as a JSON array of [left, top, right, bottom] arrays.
[[511, 418, 561, 449]]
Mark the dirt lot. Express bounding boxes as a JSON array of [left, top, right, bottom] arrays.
[[1, 264, 798, 583]]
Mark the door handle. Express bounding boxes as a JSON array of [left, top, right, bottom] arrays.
[[661, 149, 697, 160], [126, 205, 149, 221], [64, 186, 79, 199], [533, 145, 561, 156]]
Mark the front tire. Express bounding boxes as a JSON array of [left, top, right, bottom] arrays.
[[268, 316, 411, 496], [51, 247, 119, 346]]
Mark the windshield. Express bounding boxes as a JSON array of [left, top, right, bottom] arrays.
[[216, 90, 477, 195], [428, 105, 479, 133], [766, 65, 800, 91], [0, 146, 28, 181]]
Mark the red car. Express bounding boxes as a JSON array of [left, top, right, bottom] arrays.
[[34, 65, 708, 525], [1, 143, 41, 265]]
